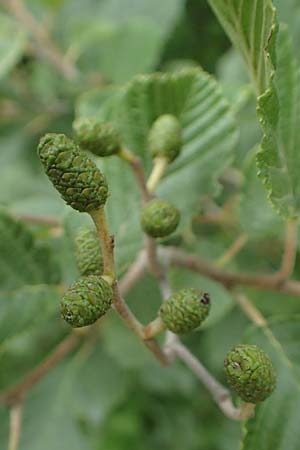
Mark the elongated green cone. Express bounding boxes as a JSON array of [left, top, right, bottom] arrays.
[[61, 275, 113, 328], [73, 117, 121, 157], [141, 198, 180, 238], [75, 227, 103, 276], [159, 288, 210, 334], [224, 344, 276, 403], [148, 114, 182, 162], [38, 133, 108, 212]]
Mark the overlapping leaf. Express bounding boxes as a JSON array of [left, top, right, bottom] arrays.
[[116, 68, 238, 218], [257, 29, 300, 218], [0, 211, 60, 291], [208, 0, 276, 95]]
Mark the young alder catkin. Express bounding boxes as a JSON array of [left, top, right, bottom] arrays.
[[148, 114, 182, 162], [61, 275, 113, 328], [159, 288, 211, 334], [224, 344, 276, 403], [75, 227, 103, 276], [140, 198, 180, 238], [38, 133, 108, 212], [73, 117, 121, 157]]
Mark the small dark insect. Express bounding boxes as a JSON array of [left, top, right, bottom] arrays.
[[201, 293, 210, 305]]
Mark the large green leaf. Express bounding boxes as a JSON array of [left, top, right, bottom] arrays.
[[0, 14, 27, 79], [241, 316, 300, 450], [238, 150, 283, 237], [116, 68, 238, 219], [0, 343, 129, 450], [0, 285, 59, 351], [0, 211, 60, 291], [208, 0, 277, 95], [257, 28, 300, 218]]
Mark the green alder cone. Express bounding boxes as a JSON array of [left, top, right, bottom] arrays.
[[148, 114, 182, 162], [75, 227, 103, 276], [224, 344, 276, 403], [159, 288, 210, 334], [73, 117, 121, 157], [61, 275, 113, 328], [141, 198, 180, 238], [38, 133, 109, 212]]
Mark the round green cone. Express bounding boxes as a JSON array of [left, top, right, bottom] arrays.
[[141, 198, 180, 238], [224, 344, 276, 403], [38, 133, 108, 212], [73, 117, 121, 157], [159, 288, 210, 334], [75, 227, 103, 276], [61, 275, 113, 328], [148, 114, 182, 162]]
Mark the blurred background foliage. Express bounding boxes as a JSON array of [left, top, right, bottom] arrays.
[[0, 0, 300, 449]]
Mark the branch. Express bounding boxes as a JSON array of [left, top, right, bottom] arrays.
[[215, 233, 248, 267], [147, 157, 168, 193], [3, 0, 78, 80], [234, 293, 267, 328], [0, 331, 82, 405], [8, 401, 23, 450], [0, 251, 154, 406], [14, 213, 61, 227], [119, 148, 151, 204], [118, 250, 147, 295], [173, 341, 255, 421], [165, 247, 300, 296], [90, 209, 115, 279], [90, 208, 170, 366]]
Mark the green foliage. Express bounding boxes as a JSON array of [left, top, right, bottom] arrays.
[[257, 28, 300, 218], [114, 68, 238, 218], [0, 14, 27, 80], [1, 0, 300, 448], [207, 0, 276, 94], [0, 211, 60, 290]]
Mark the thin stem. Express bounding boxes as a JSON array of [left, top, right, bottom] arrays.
[[119, 148, 151, 204], [3, 0, 78, 80], [216, 233, 248, 267], [112, 283, 169, 366], [144, 316, 165, 339], [8, 402, 23, 450], [235, 294, 267, 327], [147, 157, 168, 193], [91, 208, 169, 366], [14, 214, 61, 227], [165, 247, 300, 296], [145, 236, 165, 279], [273, 219, 298, 283], [173, 342, 254, 421], [90, 209, 115, 279]]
